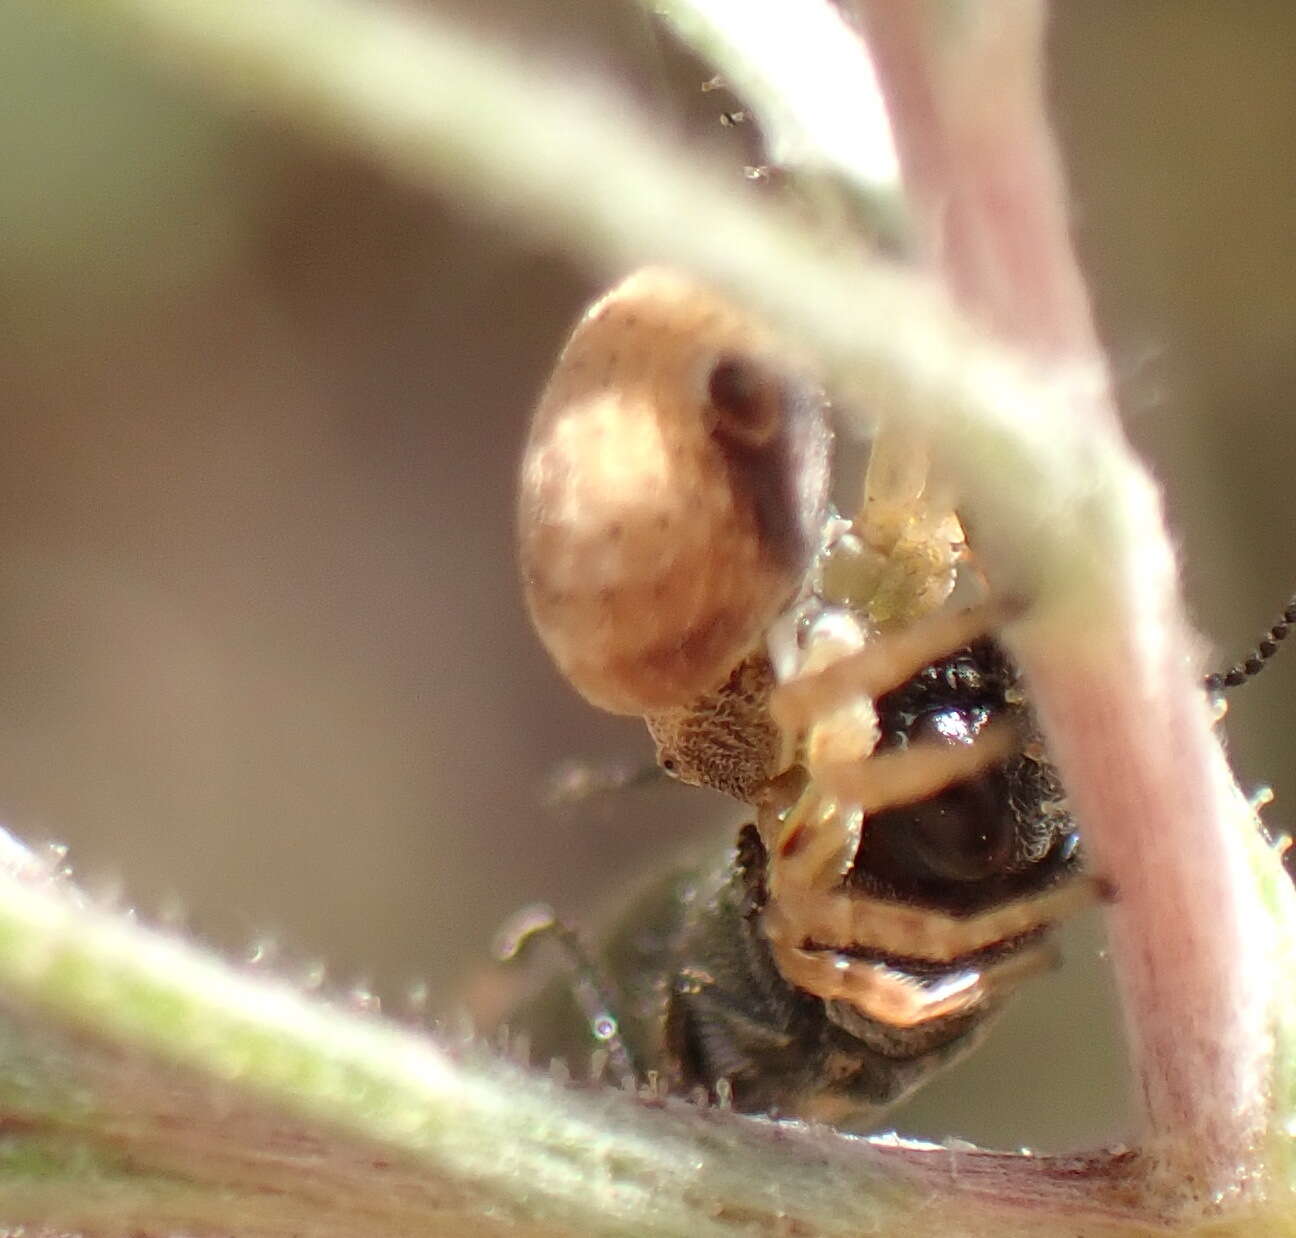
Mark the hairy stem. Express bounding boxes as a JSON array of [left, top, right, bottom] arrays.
[[843, 1, 1277, 1197]]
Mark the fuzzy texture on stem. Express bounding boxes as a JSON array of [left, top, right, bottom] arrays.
[[847, 1, 1279, 1201], [0, 832, 1167, 1236]]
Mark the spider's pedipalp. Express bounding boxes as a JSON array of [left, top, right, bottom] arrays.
[[810, 721, 1018, 815], [770, 602, 998, 737]]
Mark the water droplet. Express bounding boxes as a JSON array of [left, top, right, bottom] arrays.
[[591, 1014, 618, 1041], [245, 937, 278, 967], [347, 982, 380, 1014]]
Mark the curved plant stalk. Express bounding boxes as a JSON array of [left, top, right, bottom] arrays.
[[0, 829, 1250, 1236], [844, 0, 1287, 1203], [13, 0, 1296, 1231]]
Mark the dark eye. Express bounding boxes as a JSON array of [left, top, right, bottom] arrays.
[[705, 355, 783, 449], [886, 776, 1015, 884], [854, 707, 1016, 897]]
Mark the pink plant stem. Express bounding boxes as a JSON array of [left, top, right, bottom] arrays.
[[849, 1, 1097, 362], [846, 0, 1271, 1199]]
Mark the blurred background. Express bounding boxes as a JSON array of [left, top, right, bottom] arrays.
[[1, 1, 1292, 1152]]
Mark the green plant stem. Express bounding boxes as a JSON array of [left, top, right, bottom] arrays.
[[50, 0, 1134, 616], [0, 840, 1159, 1236], [645, 0, 910, 249]]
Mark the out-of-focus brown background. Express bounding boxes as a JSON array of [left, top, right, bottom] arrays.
[[1, 2, 1292, 1152]]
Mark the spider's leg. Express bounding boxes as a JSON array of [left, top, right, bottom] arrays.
[[769, 936, 1062, 1029], [771, 602, 998, 735]]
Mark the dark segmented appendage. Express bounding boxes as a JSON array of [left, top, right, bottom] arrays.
[[1204, 595, 1296, 693]]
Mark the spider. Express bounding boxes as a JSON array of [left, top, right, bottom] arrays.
[[500, 268, 1285, 1124]]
